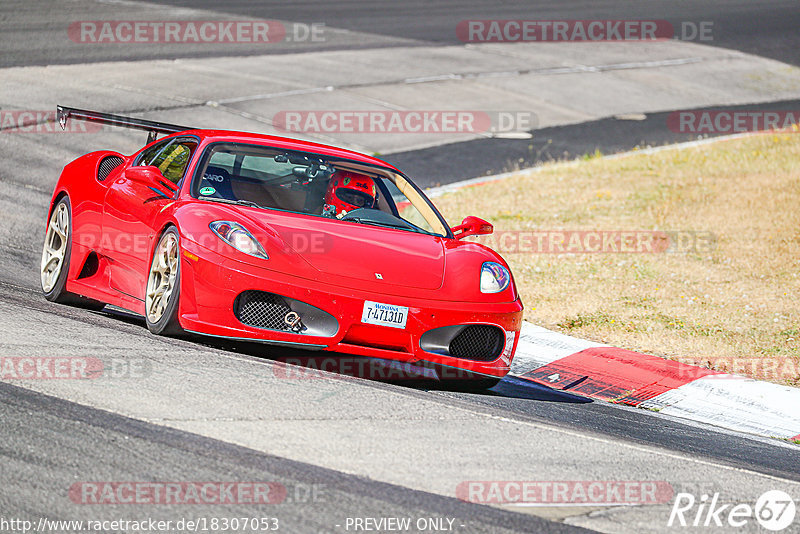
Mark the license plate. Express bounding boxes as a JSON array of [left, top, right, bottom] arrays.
[[361, 301, 409, 329]]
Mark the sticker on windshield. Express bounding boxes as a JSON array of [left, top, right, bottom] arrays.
[[200, 187, 216, 196]]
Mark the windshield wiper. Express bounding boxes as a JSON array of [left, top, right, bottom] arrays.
[[233, 199, 264, 209], [341, 208, 427, 233], [201, 197, 266, 210], [348, 217, 423, 233]]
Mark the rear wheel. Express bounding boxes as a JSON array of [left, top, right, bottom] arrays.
[[145, 227, 183, 336], [41, 197, 104, 309]]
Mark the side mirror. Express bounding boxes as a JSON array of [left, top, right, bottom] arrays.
[[125, 166, 178, 196], [451, 216, 493, 240]]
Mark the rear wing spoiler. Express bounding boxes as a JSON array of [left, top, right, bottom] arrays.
[[57, 105, 195, 144]]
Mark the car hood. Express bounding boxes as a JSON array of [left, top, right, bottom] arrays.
[[247, 210, 446, 291]]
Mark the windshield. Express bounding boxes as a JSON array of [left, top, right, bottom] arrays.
[[191, 142, 449, 237]]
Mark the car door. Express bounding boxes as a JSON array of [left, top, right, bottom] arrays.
[[101, 137, 198, 301]]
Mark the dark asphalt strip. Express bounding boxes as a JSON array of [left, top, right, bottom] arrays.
[[139, 0, 800, 67], [0, 380, 594, 533]]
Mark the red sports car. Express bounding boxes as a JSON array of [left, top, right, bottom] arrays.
[[42, 106, 523, 386]]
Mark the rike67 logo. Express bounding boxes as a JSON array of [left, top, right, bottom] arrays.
[[668, 490, 796, 531]]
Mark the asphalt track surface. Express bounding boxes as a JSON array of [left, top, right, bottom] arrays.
[[2, 1, 800, 533], [1, 380, 580, 533], [5, 0, 799, 67], [142, 0, 800, 67]]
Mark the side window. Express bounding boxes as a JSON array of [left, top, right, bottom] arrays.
[[151, 141, 197, 184], [137, 139, 171, 167], [136, 138, 198, 184]]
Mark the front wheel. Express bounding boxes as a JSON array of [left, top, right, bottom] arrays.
[[145, 227, 183, 336]]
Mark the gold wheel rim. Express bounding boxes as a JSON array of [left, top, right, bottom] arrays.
[[41, 202, 69, 293], [145, 232, 179, 323]]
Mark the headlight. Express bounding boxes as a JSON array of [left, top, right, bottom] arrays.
[[209, 221, 268, 259], [480, 262, 510, 293]]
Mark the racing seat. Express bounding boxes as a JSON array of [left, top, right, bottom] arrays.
[[199, 166, 236, 200]]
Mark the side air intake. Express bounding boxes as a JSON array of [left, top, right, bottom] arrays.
[[97, 156, 124, 181]]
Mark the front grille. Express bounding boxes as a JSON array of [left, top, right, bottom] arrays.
[[97, 156, 124, 181], [448, 325, 505, 361], [235, 291, 294, 331]]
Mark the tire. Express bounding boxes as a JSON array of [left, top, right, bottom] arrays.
[[145, 227, 183, 336], [41, 197, 105, 310]]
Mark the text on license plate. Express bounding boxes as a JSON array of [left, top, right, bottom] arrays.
[[361, 301, 409, 329]]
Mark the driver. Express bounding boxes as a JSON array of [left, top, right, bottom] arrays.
[[322, 170, 379, 218]]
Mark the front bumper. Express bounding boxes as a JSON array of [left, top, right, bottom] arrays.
[[179, 238, 524, 378]]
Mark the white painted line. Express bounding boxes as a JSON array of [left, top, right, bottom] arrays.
[[491, 132, 534, 139], [406, 57, 707, 85], [404, 74, 460, 84], [206, 55, 712, 106], [213, 86, 332, 105], [592, 57, 705, 71]]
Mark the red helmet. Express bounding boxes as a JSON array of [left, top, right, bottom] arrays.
[[324, 170, 378, 217]]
